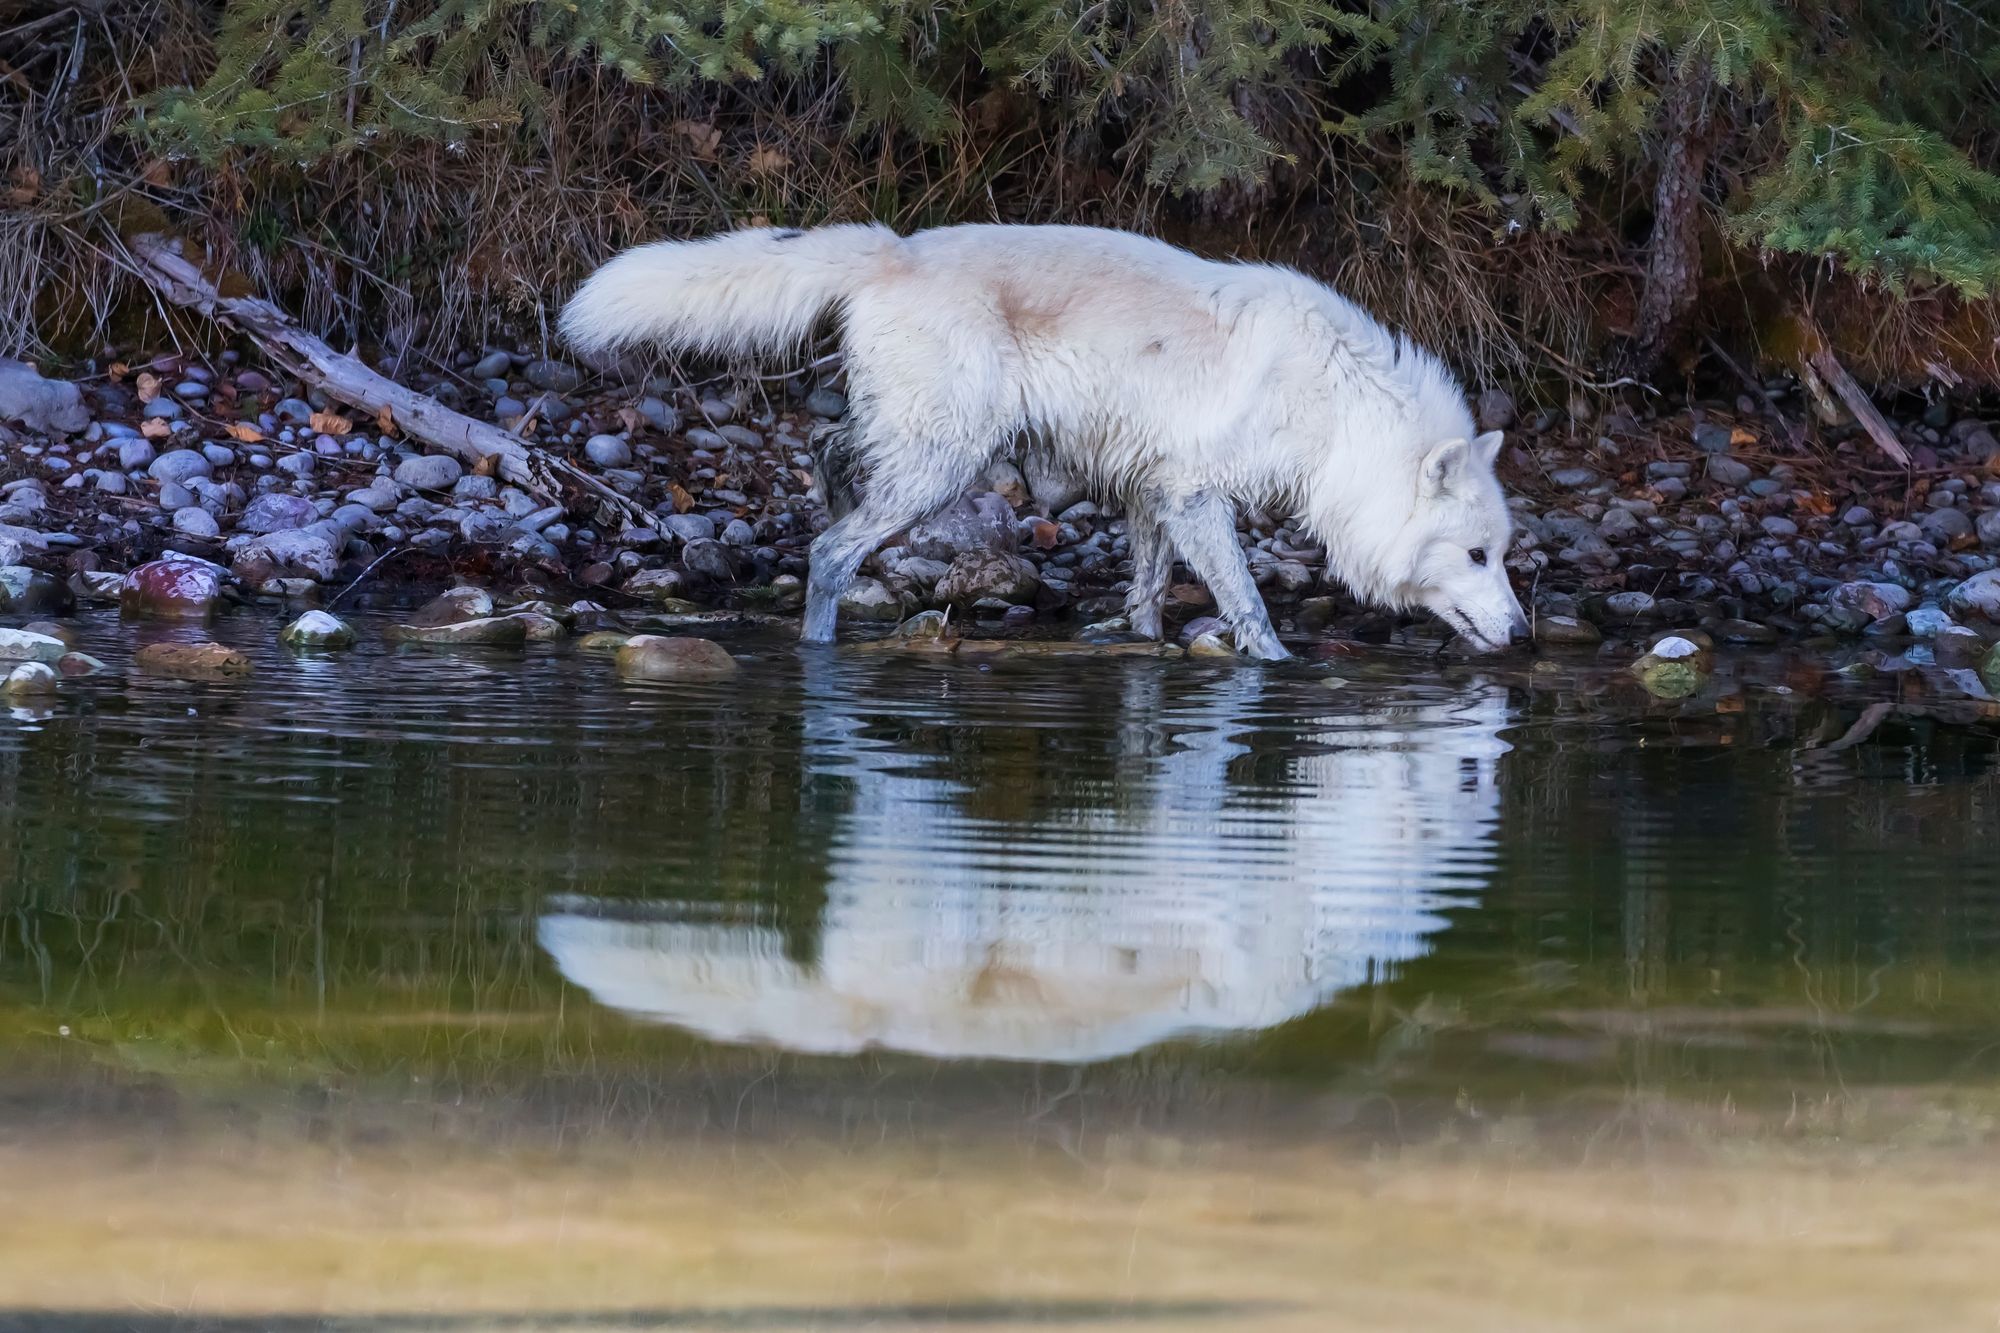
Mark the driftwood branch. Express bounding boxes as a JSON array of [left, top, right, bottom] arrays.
[[127, 234, 644, 530], [1788, 311, 1912, 470]]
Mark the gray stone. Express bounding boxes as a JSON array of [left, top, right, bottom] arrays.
[[1707, 457, 1753, 488], [0, 628, 68, 663], [393, 454, 464, 491], [1922, 507, 1974, 543], [1760, 515, 1798, 538], [239, 492, 319, 534], [721, 518, 756, 546], [1946, 569, 2000, 622], [1693, 422, 1734, 454], [680, 537, 737, 581], [909, 492, 1017, 561], [806, 387, 847, 418], [935, 551, 1039, 605], [458, 510, 516, 544], [118, 439, 157, 472], [1551, 467, 1598, 489], [623, 568, 689, 602], [584, 434, 632, 468], [149, 449, 212, 484], [471, 350, 512, 379], [2, 662, 59, 697], [172, 506, 221, 539], [388, 615, 529, 647], [523, 359, 582, 392], [1905, 606, 1956, 640], [281, 610, 357, 648], [838, 576, 905, 622], [201, 443, 236, 468], [235, 529, 339, 582], [660, 513, 716, 544], [637, 397, 680, 432], [1604, 591, 1656, 619]]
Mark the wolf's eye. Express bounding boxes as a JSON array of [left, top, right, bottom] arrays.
[[1468, 547, 1488, 567]]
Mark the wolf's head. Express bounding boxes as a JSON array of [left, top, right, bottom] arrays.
[[1318, 426, 1527, 653], [1387, 431, 1527, 652]]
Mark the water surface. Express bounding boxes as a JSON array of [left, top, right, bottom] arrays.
[[5, 610, 2000, 1330]]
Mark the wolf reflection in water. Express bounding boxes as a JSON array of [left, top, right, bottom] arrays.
[[540, 668, 1510, 1062]]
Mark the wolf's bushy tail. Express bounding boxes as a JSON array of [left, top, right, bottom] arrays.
[[559, 224, 900, 358]]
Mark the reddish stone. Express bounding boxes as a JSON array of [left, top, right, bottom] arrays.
[[120, 556, 224, 620]]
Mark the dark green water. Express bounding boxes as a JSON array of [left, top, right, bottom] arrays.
[[5, 610, 2000, 1329]]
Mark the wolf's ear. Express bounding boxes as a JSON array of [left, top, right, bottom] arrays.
[[1473, 430, 1504, 466], [1420, 438, 1472, 497]]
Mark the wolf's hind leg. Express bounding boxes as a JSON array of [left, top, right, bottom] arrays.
[[1161, 493, 1288, 661], [802, 459, 977, 643], [1123, 508, 1172, 641]]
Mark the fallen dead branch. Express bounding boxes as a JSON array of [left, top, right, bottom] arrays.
[[125, 234, 644, 531], [1790, 313, 1913, 470]]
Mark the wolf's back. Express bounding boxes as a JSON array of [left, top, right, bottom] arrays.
[[560, 224, 900, 358]]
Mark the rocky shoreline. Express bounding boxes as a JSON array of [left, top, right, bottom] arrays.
[[4, 349, 2000, 698]]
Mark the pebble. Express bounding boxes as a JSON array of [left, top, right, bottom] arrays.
[[149, 449, 212, 484], [281, 610, 357, 647], [172, 506, 221, 538], [387, 615, 529, 647], [2, 662, 59, 696], [120, 556, 224, 620], [1707, 457, 1753, 487], [615, 635, 740, 682], [838, 577, 904, 622], [135, 641, 254, 677], [0, 628, 67, 663], [1692, 422, 1733, 454], [393, 454, 464, 490], [584, 434, 632, 468], [239, 492, 319, 534], [523, 359, 582, 392]]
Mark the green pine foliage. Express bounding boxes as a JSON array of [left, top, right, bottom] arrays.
[[138, 0, 2000, 296]]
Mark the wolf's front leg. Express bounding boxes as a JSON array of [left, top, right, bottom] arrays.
[[1122, 511, 1172, 640], [1161, 493, 1289, 661]]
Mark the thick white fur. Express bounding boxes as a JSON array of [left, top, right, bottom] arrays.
[[562, 223, 1527, 657]]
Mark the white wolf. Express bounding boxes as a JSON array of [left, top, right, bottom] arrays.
[[561, 223, 1527, 658]]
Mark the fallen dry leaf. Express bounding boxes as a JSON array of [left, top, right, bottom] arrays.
[[376, 404, 395, 435], [107, 361, 129, 383], [135, 372, 161, 404], [669, 483, 694, 514], [309, 410, 353, 436], [1729, 426, 1757, 448], [222, 421, 265, 443], [139, 418, 170, 440], [672, 120, 722, 160], [474, 453, 501, 478], [746, 145, 789, 176], [2, 166, 39, 207], [617, 406, 643, 435]]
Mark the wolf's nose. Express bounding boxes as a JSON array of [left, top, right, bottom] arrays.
[[1508, 611, 1531, 646]]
